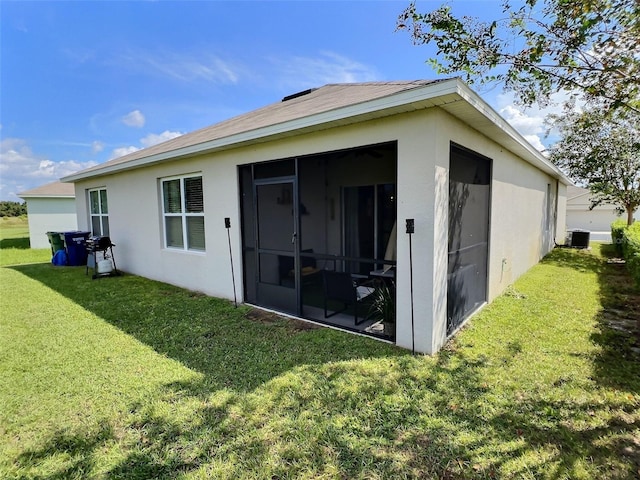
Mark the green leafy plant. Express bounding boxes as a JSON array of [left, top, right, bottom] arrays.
[[611, 219, 627, 256], [368, 281, 396, 336], [397, 0, 640, 116], [621, 221, 640, 286]]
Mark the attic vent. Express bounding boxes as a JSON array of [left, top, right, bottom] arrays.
[[282, 88, 317, 102]]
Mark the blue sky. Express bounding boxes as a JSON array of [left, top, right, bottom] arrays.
[[1, 1, 554, 201]]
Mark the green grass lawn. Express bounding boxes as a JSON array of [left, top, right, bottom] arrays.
[[0, 217, 50, 266], [1, 226, 639, 479]]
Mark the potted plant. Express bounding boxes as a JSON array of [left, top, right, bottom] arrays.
[[369, 281, 395, 336]]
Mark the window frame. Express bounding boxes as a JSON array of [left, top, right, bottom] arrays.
[[88, 187, 109, 236], [160, 173, 205, 252]]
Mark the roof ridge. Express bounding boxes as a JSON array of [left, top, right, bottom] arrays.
[[322, 80, 437, 87]]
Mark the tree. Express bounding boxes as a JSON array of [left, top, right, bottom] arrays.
[[547, 108, 640, 225], [0, 201, 27, 217], [397, 0, 640, 115]]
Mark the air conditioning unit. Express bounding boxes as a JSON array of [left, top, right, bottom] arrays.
[[566, 229, 590, 248]]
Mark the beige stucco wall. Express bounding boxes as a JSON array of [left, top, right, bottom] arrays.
[[402, 109, 565, 352], [24, 197, 78, 249], [74, 106, 566, 354]]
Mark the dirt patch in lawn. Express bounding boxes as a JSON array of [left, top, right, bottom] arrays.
[[245, 308, 321, 332]]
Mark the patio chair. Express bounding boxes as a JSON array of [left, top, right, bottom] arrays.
[[322, 270, 376, 325]]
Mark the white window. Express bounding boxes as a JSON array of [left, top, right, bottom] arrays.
[[89, 188, 109, 236], [161, 174, 205, 251]]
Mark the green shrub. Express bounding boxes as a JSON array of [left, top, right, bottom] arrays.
[[611, 219, 627, 256], [621, 222, 640, 286]]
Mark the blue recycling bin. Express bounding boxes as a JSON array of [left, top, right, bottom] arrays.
[[62, 231, 91, 266]]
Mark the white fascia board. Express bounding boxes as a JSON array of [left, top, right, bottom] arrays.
[[61, 80, 463, 182], [17, 194, 75, 199], [453, 82, 572, 185]]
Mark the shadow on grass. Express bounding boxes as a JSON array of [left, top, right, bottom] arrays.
[[9, 262, 405, 395], [12, 352, 639, 479], [542, 244, 640, 392], [0, 237, 30, 249], [8, 250, 640, 479], [589, 243, 640, 391], [13, 423, 114, 480], [540, 245, 605, 273]]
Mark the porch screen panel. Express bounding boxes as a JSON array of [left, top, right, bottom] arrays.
[[257, 183, 294, 252], [343, 185, 375, 275], [377, 183, 396, 261], [255, 180, 297, 314], [447, 145, 491, 335], [239, 165, 257, 304]]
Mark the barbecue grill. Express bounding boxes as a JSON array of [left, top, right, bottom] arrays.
[[86, 236, 119, 279]]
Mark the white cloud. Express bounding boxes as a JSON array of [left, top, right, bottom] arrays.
[[523, 134, 547, 153], [122, 110, 145, 128], [499, 105, 545, 137], [114, 49, 240, 84], [0, 138, 97, 200], [494, 90, 586, 152], [140, 130, 183, 148], [110, 146, 140, 159], [272, 51, 379, 90], [110, 130, 184, 159], [92, 141, 105, 153]]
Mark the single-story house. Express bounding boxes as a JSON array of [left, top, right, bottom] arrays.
[[62, 78, 570, 354], [566, 185, 638, 242], [18, 181, 78, 249]]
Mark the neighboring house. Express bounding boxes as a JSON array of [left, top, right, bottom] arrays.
[[62, 79, 570, 354], [18, 181, 77, 249], [566, 185, 638, 242]]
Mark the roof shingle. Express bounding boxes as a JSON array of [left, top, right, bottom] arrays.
[[18, 181, 76, 198], [73, 80, 443, 176]]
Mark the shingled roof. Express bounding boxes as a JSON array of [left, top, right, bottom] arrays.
[[18, 181, 75, 198], [62, 79, 571, 184]]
